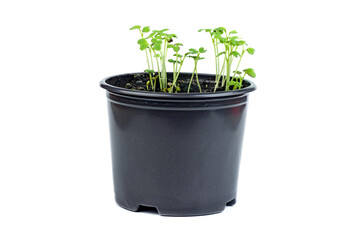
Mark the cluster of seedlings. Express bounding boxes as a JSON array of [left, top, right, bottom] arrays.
[[130, 25, 255, 93]]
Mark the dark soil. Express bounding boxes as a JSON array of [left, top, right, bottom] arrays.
[[106, 73, 250, 93]]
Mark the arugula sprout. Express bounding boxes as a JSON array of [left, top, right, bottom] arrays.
[[199, 27, 256, 91], [130, 25, 155, 90], [187, 47, 207, 93], [130, 26, 256, 93]]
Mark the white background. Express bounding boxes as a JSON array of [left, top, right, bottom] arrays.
[[1, 0, 359, 239]]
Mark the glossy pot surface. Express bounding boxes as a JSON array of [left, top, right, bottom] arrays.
[[100, 72, 256, 216]]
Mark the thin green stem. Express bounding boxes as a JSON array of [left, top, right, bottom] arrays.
[[226, 59, 232, 90], [230, 46, 245, 82], [145, 48, 151, 69], [138, 29, 154, 90], [216, 41, 220, 81], [145, 48, 153, 89], [161, 40, 167, 89], [154, 54, 162, 90], [148, 49, 155, 91], [187, 54, 200, 93], [170, 55, 186, 92], [239, 72, 246, 89], [175, 51, 179, 73], [214, 57, 226, 92], [195, 66, 202, 93], [173, 62, 175, 81], [225, 40, 234, 90], [149, 48, 155, 71], [212, 38, 218, 82], [221, 53, 227, 87], [149, 48, 162, 88], [187, 67, 196, 93]]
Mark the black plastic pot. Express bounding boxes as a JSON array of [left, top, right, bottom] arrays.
[[100, 72, 256, 216]]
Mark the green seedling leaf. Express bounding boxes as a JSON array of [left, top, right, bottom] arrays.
[[198, 57, 205, 60], [199, 28, 212, 33], [151, 38, 162, 44], [173, 54, 183, 57], [144, 69, 155, 73], [189, 48, 198, 54], [228, 80, 241, 87], [229, 30, 238, 35], [235, 40, 246, 46], [174, 43, 183, 46], [228, 80, 236, 86], [153, 34, 162, 39], [233, 70, 242, 75], [247, 48, 255, 55], [154, 54, 160, 57], [216, 51, 225, 57], [214, 27, 226, 34], [142, 26, 150, 33], [243, 68, 256, 78], [167, 33, 177, 38], [173, 46, 180, 52], [137, 38, 147, 44], [230, 39, 237, 45], [138, 38, 149, 50], [154, 44, 161, 51], [130, 25, 141, 30], [213, 32, 223, 39], [168, 59, 181, 64], [153, 29, 169, 34], [230, 51, 241, 57], [145, 32, 156, 39], [230, 37, 239, 45], [140, 43, 149, 50], [218, 37, 227, 43], [199, 47, 207, 53]]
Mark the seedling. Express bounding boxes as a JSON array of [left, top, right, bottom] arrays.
[[168, 47, 196, 93], [130, 25, 155, 90], [187, 47, 207, 93], [148, 29, 177, 90], [130, 26, 256, 93], [130, 26, 178, 91], [199, 27, 256, 91], [167, 44, 184, 92]]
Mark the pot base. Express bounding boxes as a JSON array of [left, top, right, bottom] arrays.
[[115, 198, 237, 216]]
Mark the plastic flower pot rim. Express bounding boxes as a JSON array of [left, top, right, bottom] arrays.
[[100, 72, 257, 100]]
